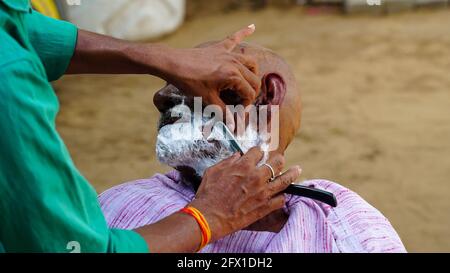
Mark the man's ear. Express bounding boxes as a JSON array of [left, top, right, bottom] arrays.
[[257, 73, 286, 106]]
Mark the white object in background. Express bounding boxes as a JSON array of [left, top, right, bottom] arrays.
[[62, 0, 185, 41]]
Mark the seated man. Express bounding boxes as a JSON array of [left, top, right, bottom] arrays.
[[99, 43, 406, 253]]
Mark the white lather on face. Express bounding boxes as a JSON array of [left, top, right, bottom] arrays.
[[156, 105, 268, 177]]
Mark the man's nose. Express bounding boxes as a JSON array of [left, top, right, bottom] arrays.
[[153, 86, 185, 113]]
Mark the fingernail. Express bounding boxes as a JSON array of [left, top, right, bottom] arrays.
[[248, 24, 256, 30], [296, 166, 303, 175]]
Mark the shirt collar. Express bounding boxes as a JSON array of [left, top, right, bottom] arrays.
[[1, 0, 31, 12]]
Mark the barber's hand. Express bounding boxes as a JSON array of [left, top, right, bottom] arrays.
[[163, 25, 260, 111], [189, 147, 302, 242]]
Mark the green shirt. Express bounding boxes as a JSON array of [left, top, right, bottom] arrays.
[[0, 0, 149, 253]]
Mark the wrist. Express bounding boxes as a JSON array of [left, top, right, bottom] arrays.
[[135, 211, 204, 253], [179, 206, 212, 251], [189, 199, 222, 242], [124, 43, 178, 80]]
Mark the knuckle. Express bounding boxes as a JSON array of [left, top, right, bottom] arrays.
[[252, 80, 261, 89], [229, 69, 240, 79], [231, 57, 240, 65], [243, 160, 255, 170], [204, 165, 218, 176], [258, 168, 269, 180], [223, 68, 238, 79], [247, 56, 257, 66], [282, 173, 297, 186], [253, 147, 264, 157], [217, 63, 230, 74], [248, 173, 260, 184], [280, 175, 292, 186], [240, 184, 250, 195], [204, 166, 212, 175], [272, 155, 285, 171], [227, 35, 238, 43]]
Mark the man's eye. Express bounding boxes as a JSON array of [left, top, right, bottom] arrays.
[[220, 89, 243, 105]]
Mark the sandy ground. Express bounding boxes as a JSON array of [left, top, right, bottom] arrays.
[[53, 7, 450, 252]]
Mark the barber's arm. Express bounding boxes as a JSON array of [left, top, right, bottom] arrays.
[[26, 9, 259, 113], [66, 26, 261, 110]]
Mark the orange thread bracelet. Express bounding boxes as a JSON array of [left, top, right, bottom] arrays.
[[180, 206, 212, 252]]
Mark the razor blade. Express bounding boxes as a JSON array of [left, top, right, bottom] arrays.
[[214, 122, 245, 155]]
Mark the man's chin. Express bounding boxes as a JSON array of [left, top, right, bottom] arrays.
[[156, 130, 234, 178]]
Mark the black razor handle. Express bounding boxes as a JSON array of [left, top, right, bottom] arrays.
[[283, 184, 338, 207]]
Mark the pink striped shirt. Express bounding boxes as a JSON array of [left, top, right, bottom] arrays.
[[99, 171, 406, 253]]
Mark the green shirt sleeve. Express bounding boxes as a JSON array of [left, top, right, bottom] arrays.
[[24, 9, 77, 81], [109, 229, 150, 253], [0, 59, 149, 253], [0, 4, 149, 253]]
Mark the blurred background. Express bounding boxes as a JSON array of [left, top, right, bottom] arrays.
[[38, 0, 450, 252]]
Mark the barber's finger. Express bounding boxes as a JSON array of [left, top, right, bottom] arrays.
[[253, 194, 286, 219], [225, 106, 236, 134], [211, 153, 240, 169], [220, 152, 242, 166], [206, 93, 227, 122], [258, 153, 285, 181], [235, 62, 260, 95], [229, 77, 253, 137], [268, 166, 302, 196], [240, 146, 264, 166], [268, 194, 287, 211], [232, 53, 259, 75], [221, 24, 256, 51], [228, 74, 256, 107], [206, 93, 236, 132]]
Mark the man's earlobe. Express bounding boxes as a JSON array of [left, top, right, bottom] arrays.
[[258, 73, 286, 106]]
